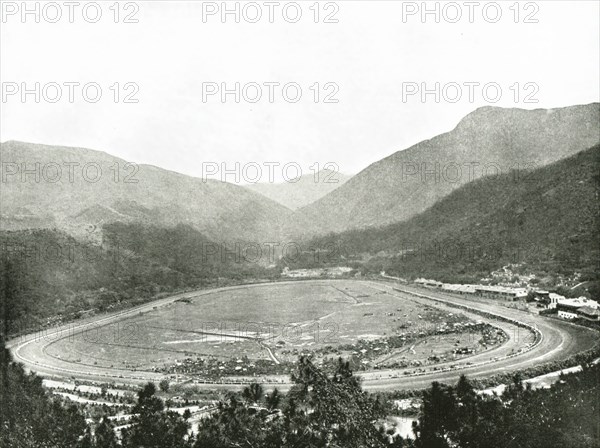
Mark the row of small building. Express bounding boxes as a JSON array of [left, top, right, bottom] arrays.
[[414, 278, 528, 300], [413, 278, 600, 321], [281, 266, 354, 278]]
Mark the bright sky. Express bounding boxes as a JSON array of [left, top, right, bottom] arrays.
[[1, 1, 599, 182]]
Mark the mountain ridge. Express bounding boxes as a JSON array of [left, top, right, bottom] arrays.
[[0, 140, 299, 243], [295, 102, 600, 237]]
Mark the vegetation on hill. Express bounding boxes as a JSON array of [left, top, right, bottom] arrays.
[[0, 224, 277, 335], [0, 350, 89, 448], [303, 144, 600, 283], [102, 222, 273, 282]]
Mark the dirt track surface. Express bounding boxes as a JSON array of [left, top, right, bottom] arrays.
[[7, 280, 598, 391], [359, 282, 598, 390]]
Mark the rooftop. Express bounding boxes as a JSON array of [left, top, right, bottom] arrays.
[[577, 306, 600, 316], [475, 285, 528, 296], [558, 297, 598, 308]]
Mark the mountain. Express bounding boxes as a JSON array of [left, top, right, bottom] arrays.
[[3, 104, 598, 244], [296, 103, 600, 236], [245, 169, 350, 210], [0, 141, 296, 243], [307, 144, 600, 280]]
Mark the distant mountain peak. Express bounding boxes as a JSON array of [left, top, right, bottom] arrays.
[[296, 103, 600, 237], [457, 102, 598, 124], [245, 169, 350, 211]]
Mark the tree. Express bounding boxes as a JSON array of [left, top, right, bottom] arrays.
[[195, 393, 284, 448], [159, 378, 170, 393], [194, 357, 401, 448], [452, 374, 480, 447], [265, 388, 282, 410], [411, 362, 600, 448], [95, 418, 119, 448], [0, 259, 16, 435], [0, 259, 89, 448], [284, 356, 391, 447], [242, 382, 264, 404], [413, 382, 457, 448], [122, 382, 192, 448], [80, 427, 94, 448], [0, 258, 22, 339]]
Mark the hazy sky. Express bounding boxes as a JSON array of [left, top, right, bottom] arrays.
[[1, 1, 599, 182]]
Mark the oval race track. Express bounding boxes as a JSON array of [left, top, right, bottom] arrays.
[[7, 280, 599, 391], [361, 282, 598, 390]]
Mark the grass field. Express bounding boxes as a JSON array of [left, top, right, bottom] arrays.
[[44, 281, 507, 377]]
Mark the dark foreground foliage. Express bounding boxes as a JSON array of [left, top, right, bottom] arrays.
[[2, 341, 599, 448]]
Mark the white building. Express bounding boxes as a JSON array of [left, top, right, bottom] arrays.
[[474, 285, 528, 301], [546, 293, 565, 309], [441, 283, 477, 294], [556, 297, 599, 320], [414, 278, 443, 288], [558, 309, 579, 319]]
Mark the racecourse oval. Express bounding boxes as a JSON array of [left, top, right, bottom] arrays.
[[8, 280, 598, 391]]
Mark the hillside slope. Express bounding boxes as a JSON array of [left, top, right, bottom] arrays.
[[297, 103, 600, 236], [0, 141, 295, 243], [0, 222, 277, 333], [308, 144, 600, 279]]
